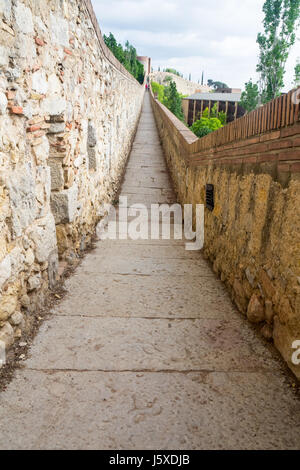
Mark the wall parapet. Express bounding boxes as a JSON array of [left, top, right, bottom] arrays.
[[191, 87, 300, 153], [150, 87, 300, 379]]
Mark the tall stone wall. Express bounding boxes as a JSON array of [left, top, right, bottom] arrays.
[[0, 0, 144, 349], [150, 88, 300, 379]]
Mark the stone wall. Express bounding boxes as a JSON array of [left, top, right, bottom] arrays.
[[150, 88, 300, 379], [150, 71, 211, 96], [0, 0, 144, 350]]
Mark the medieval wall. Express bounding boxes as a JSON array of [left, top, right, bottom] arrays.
[[0, 0, 144, 349], [150, 87, 300, 379]]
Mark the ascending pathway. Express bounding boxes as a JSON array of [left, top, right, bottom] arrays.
[[0, 94, 299, 450]]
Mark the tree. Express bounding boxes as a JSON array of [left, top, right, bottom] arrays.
[[103, 33, 145, 84], [294, 60, 300, 86], [257, 0, 300, 103], [151, 81, 165, 102], [240, 79, 260, 112], [151, 80, 185, 122], [207, 79, 229, 90], [163, 81, 185, 121]]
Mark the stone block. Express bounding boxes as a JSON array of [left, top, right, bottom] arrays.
[[27, 273, 41, 291], [50, 13, 69, 47], [48, 123, 65, 134], [28, 213, 58, 264], [48, 159, 64, 191], [0, 290, 17, 321], [42, 98, 66, 116], [51, 185, 78, 224], [0, 255, 11, 290], [32, 136, 50, 165], [0, 45, 9, 67], [10, 311, 23, 326], [265, 300, 275, 324], [88, 147, 97, 170], [0, 0, 12, 21], [0, 322, 14, 349], [14, 1, 33, 34], [7, 165, 37, 238], [0, 91, 7, 115], [48, 249, 59, 289], [88, 122, 97, 148], [247, 294, 265, 324], [32, 69, 48, 95], [48, 74, 62, 96]]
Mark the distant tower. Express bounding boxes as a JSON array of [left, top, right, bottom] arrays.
[[201, 71, 204, 85], [137, 56, 152, 75]]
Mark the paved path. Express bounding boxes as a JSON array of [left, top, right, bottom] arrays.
[[0, 94, 299, 450]]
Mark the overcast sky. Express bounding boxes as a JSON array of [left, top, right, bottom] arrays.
[[91, 0, 299, 91]]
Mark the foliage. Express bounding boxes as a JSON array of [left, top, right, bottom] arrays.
[[190, 104, 225, 138], [207, 79, 229, 90], [218, 111, 227, 125], [256, 0, 300, 103], [103, 33, 145, 84], [294, 60, 300, 86], [163, 81, 185, 121], [240, 79, 260, 112], [151, 80, 185, 122], [191, 126, 213, 138], [164, 68, 183, 77], [151, 81, 165, 102]]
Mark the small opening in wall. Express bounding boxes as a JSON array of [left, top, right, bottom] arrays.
[[206, 184, 214, 211]]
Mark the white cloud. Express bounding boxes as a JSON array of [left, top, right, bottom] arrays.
[[91, 0, 299, 91]]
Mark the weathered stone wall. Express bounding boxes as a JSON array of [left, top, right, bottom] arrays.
[[150, 89, 300, 379], [0, 0, 144, 349]]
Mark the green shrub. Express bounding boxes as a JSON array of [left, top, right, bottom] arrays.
[[190, 105, 225, 138], [191, 125, 213, 138], [151, 81, 165, 103]]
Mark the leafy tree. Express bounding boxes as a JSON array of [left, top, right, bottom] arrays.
[[151, 81, 165, 102], [163, 81, 185, 121], [103, 33, 145, 84], [240, 79, 260, 112], [151, 80, 185, 122], [257, 0, 300, 102], [207, 79, 229, 90], [294, 60, 300, 86]]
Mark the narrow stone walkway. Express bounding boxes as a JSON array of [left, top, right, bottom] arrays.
[[0, 94, 299, 450]]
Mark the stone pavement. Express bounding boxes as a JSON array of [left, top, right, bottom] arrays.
[[0, 94, 299, 450]]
